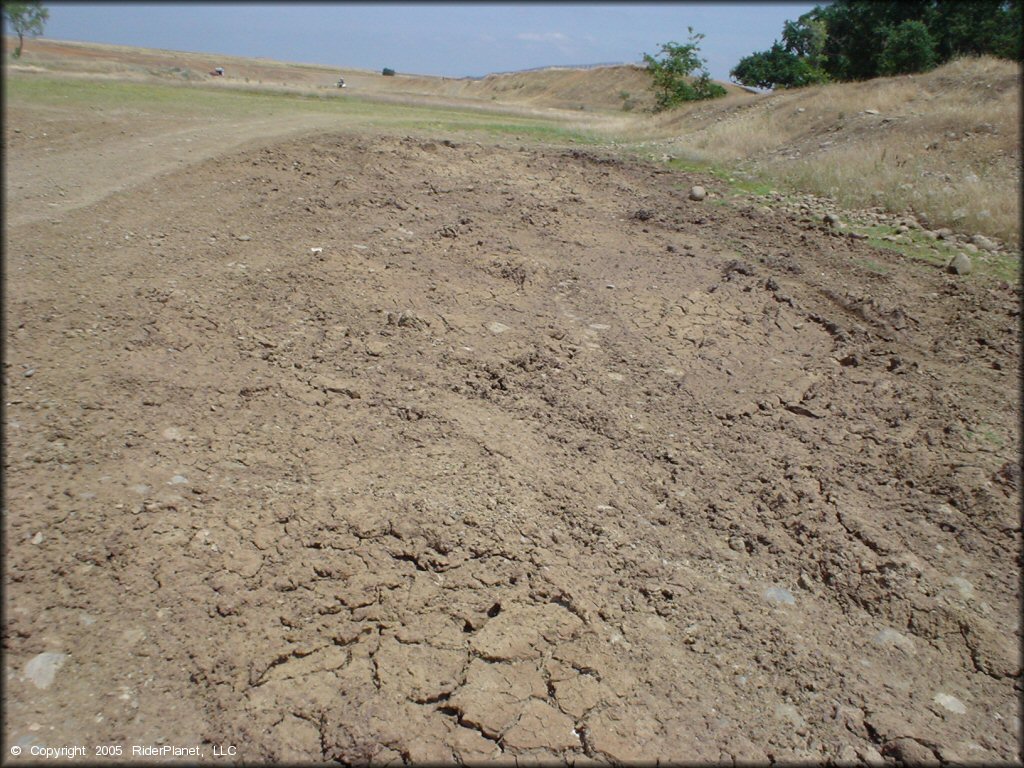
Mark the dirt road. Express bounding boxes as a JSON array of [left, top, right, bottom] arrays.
[[4, 97, 1020, 764], [2, 103, 353, 228]]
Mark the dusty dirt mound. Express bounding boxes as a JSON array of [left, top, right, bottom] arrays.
[[4, 127, 1020, 764]]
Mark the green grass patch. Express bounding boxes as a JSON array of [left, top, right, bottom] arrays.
[[858, 225, 952, 268], [966, 424, 1006, 451], [851, 223, 1020, 282], [973, 251, 1019, 284], [390, 117, 602, 144], [852, 257, 893, 275], [4, 73, 597, 144], [663, 156, 775, 196], [6, 73, 377, 117]]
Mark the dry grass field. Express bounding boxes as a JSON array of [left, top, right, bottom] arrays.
[[641, 56, 1021, 247]]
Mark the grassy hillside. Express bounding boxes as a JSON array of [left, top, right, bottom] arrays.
[[3, 37, 744, 114], [632, 56, 1020, 246], [456, 65, 748, 112], [5, 37, 1019, 248]]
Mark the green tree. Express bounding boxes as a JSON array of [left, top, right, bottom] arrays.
[[993, 0, 1023, 60], [815, 0, 931, 80], [731, 8, 830, 91], [3, 2, 49, 59], [642, 28, 726, 111], [782, 12, 828, 64], [929, 0, 1021, 61], [731, 43, 828, 90], [878, 20, 938, 74], [808, 0, 1019, 80], [738, 1, 1021, 85]]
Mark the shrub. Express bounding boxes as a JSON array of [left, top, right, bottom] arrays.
[[382, 67, 396, 77], [642, 29, 726, 111], [879, 20, 938, 75]]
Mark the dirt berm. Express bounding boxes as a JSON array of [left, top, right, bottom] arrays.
[[4, 126, 1020, 764]]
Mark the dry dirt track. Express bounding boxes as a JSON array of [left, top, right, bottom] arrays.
[[3, 107, 1021, 765], [2, 104, 353, 228]]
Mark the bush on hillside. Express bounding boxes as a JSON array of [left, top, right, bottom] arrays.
[[642, 29, 726, 111], [382, 67, 396, 76]]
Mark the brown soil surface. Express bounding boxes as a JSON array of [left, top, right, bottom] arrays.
[[4, 51, 1022, 766]]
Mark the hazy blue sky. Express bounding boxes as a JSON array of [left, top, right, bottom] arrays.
[[29, 3, 820, 80]]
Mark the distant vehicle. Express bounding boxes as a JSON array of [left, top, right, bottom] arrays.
[[210, 67, 224, 77], [336, 77, 346, 88]]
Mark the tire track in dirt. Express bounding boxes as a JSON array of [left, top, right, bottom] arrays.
[[4, 112, 348, 228], [4, 131, 1019, 763]]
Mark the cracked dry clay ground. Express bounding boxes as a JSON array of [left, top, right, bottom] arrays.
[[4, 128, 1021, 764]]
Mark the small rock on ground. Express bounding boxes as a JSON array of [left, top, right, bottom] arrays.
[[764, 586, 796, 605], [872, 627, 916, 655], [947, 253, 972, 276], [933, 692, 967, 714], [24, 652, 68, 689], [946, 576, 974, 599], [970, 234, 998, 251], [884, 737, 938, 763], [688, 185, 706, 201]]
